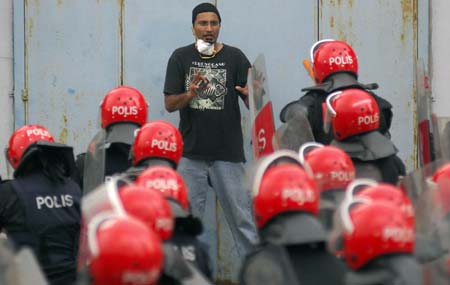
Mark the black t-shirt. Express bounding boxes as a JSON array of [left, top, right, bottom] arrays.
[[164, 43, 250, 162]]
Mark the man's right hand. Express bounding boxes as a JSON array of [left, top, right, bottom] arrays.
[[188, 71, 208, 97], [165, 71, 208, 113]]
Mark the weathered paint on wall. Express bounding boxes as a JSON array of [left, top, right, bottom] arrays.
[[0, 0, 13, 178], [431, 1, 450, 118], [15, 0, 122, 156]]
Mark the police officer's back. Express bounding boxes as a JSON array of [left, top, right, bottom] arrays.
[[240, 152, 347, 285], [0, 125, 81, 285], [135, 166, 212, 279], [124, 120, 183, 181], [330, 198, 421, 285], [76, 86, 148, 191], [280, 39, 392, 145], [326, 89, 405, 185], [299, 143, 356, 231]]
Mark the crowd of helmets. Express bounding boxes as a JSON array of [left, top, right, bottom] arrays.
[[2, 41, 450, 285]]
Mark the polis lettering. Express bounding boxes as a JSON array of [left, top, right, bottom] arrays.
[[330, 171, 355, 182], [111, 106, 138, 116], [329, 55, 353, 66], [36, 195, 74, 210], [145, 178, 179, 191], [27, 129, 51, 138], [151, 139, 177, 152], [357, 113, 379, 125]]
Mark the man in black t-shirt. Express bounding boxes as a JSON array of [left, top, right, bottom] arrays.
[[163, 2, 257, 268]]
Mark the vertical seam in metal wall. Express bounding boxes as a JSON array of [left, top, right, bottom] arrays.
[[23, 0, 28, 124], [11, 0, 15, 129], [428, 0, 432, 78], [413, 0, 419, 169], [316, 0, 320, 40], [119, 0, 124, 85]]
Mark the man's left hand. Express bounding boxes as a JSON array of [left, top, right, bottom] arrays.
[[235, 84, 249, 108]]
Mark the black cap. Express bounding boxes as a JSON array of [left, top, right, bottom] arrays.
[[192, 2, 221, 25]]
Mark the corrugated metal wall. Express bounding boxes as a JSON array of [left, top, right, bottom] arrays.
[[13, 0, 418, 283]]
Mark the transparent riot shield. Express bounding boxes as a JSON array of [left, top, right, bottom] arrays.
[[0, 238, 47, 285], [248, 54, 276, 159], [77, 175, 130, 271], [273, 103, 314, 152], [83, 130, 107, 195], [424, 167, 450, 284], [415, 58, 435, 166], [247, 149, 306, 198], [431, 116, 450, 162], [401, 160, 450, 285]]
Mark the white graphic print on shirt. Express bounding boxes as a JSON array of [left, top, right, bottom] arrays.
[[186, 66, 227, 110]]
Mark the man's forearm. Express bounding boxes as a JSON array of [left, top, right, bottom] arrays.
[[164, 91, 196, 112]]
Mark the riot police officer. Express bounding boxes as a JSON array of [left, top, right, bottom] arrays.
[[0, 124, 81, 285], [326, 88, 405, 184], [135, 166, 212, 279], [240, 151, 347, 285], [125, 120, 183, 180], [77, 86, 148, 192], [280, 39, 393, 145], [330, 195, 420, 285], [82, 215, 164, 285], [77, 175, 212, 285], [299, 143, 356, 230]]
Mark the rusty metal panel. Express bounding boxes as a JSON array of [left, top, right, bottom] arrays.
[[16, 0, 121, 155], [320, 0, 416, 170]]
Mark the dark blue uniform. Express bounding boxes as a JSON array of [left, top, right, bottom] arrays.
[[75, 143, 132, 189], [240, 213, 347, 285], [170, 229, 212, 279], [0, 171, 81, 285]]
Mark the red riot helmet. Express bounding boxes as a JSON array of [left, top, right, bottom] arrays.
[[131, 120, 183, 168], [100, 86, 148, 129], [299, 142, 356, 192], [6, 124, 56, 169], [253, 163, 319, 229], [326, 88, 380, 140], [118, 184, 174, 241], [135, 166, 190, 217], [88, 215, 163, 285], [346, 179, 415, 225], [310, 39, 358, 84], [334, 199, 415, 270], [432, 163, 450, 184], [431, 163, 450, 216]]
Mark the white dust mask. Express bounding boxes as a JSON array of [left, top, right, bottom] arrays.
[[196, 39, 215, 56]]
